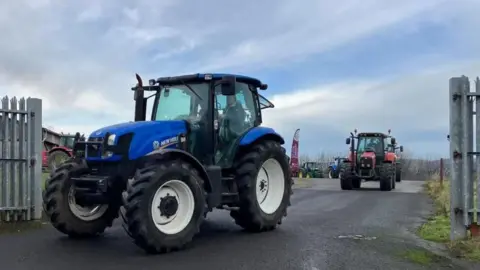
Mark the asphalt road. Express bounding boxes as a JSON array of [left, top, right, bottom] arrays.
[[0, 178, 468, 270]]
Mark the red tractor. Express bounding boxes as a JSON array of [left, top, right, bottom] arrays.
[[41, 128, 84, 171], [339, 129, 403, 191]]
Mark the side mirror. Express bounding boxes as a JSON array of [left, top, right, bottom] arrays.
[[399, 146, 404, 152], [391, 137, 396, 145], [220, 75, 236, 96], [345, 138, 351, 144]]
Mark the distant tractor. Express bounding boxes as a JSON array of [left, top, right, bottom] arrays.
[[339, 129, 403, 191], [327, 157, 346, 179], [41, 129, 85, 172], [299, 162, 323, 178], [42, 128, 80, 170]]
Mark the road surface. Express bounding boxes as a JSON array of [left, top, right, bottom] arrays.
[[0, 178, 469, 270]]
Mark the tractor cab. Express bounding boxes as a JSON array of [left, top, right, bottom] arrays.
[[59, 134, 77, 149], [356, 133, 388, 165], [124, 73, 275, 168], [303, 162, 320, 171]]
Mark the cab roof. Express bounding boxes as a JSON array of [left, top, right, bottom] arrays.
[[156, 73, 264, 88], [357, 132, 388, 137]]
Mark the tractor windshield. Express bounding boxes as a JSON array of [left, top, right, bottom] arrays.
[[152, 83, 209, 121], [357, 136, 383, 154], [305, 162, 320, 170], [60, 136, 75, 149]]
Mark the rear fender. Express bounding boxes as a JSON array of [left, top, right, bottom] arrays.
[[48, 146, 73, 156]]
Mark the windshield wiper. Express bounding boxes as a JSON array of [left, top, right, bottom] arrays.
[[180, 80, 203, 101]]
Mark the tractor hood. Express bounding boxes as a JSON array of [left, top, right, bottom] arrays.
[[360, 151, 376, 159], [89, 121, 185, 138], [87, 120, 188, 161]]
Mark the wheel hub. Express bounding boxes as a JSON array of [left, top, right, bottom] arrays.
[[259, 179, 268, 192], [158, 194, 178, 218]]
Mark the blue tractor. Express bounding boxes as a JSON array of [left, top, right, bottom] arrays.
[[327, 157, 345, 179], [42, 73, 292, 254]]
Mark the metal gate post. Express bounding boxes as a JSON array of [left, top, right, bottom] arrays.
[[27, 98, 42, 220], [461, 77, 474, 226], [476, 77, 480, 224], [449, 77, 468, 240]]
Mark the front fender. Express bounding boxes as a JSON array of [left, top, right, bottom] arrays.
[[145, 148, 211, 192], [239, 126, 285, 146]]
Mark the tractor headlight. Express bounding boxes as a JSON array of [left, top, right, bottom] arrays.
[[107, 134, 116, 145]]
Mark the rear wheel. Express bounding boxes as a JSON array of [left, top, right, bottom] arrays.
[[123, 157, 206, 254], [48, 150, 71, 172], [328, 168, 333, 179], [42, 161, 120, 237], [230, 140, 292, 232]]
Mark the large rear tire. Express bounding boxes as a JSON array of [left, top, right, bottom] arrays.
[[48, 150, 71, 172], [42, 161, 120, 237], [123, 157, 206, 254], [379, 163, 394, 191], [230, 140, 292, 232]]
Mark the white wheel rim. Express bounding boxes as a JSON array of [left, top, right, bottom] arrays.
[[339, 172, 342, 179], [68, 188, 109, 221], [151, 180, 195, 235], [328, 170, 332, 178], [256, 158, 285, 215]]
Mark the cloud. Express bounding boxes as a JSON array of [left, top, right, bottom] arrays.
[[1, 0, 479, 157]]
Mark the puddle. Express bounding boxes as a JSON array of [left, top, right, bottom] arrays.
[[337, 234, 377, 240]]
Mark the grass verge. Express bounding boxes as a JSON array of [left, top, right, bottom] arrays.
[[293, 178, 315, 189], [419, 177, 480, 261], [399, 249, 443, 265]]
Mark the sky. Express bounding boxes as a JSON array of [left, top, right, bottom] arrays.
[[1, 0, 479, 159]]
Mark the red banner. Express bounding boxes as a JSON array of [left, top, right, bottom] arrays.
[[290, 129, 300, 174]]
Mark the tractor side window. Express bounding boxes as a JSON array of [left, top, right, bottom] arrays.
[[214, 82, 256, 128], [214, 82, 258, 166]]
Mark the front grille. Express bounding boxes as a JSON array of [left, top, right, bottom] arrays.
[[86, 137, 103, 158], [359, 157, 373, 168]]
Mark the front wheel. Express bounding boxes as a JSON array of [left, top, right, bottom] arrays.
[[42, 161, 120, 237], [395, 165, 402, 182], [379, 164, 394, 191], [122, 157, 206, 254], [230, 140, 292, 232]]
